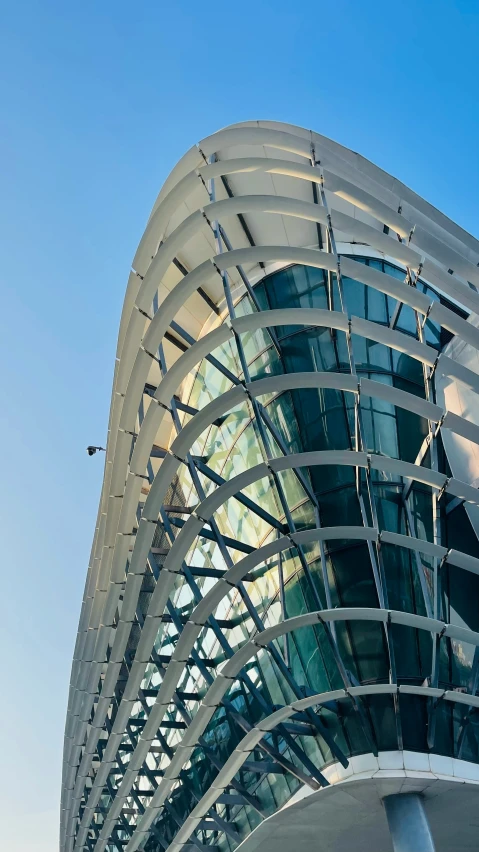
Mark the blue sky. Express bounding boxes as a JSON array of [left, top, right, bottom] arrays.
[[0, 1, 478, 849]]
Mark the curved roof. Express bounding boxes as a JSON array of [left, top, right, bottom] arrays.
[[150, 119, 479, 255], [61, 120, 479, 852]]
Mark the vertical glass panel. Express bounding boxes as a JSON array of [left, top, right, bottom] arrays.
[[135, 259, 479, 852]]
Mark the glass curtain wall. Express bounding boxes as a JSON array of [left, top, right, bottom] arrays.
[[97, 260, 479, 852]]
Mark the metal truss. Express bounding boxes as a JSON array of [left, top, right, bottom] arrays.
[[61, 122, 479, 852]]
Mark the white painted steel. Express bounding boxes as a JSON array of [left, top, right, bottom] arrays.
[[117, 606, 479, 852], [62, 120, 479, 852]]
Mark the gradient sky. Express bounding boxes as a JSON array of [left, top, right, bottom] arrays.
[[1, 1, 478, 849]]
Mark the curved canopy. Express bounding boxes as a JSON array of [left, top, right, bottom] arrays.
[[61, 120, 479, 852]]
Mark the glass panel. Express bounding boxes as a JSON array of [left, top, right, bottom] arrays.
[[120, 258, 479, 852]]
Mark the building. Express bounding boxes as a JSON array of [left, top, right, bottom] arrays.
[[62, 121, 479, 852]]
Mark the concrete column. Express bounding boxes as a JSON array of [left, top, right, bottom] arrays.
[[384, 793, 435, 852]]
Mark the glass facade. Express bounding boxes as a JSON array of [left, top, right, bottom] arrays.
[[87, 260, 478, 852], [63, 122, 479, 852]]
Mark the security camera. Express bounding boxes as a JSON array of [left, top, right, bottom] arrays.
[[87, 446, 106, 456]]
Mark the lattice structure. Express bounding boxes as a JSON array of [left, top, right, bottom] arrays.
[[61, 121, 479, 852]]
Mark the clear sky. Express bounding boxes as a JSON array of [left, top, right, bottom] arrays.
[[0, 1, 478, 849]]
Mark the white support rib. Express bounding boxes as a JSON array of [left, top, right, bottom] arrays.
[[75, 447, 479, 847], [62, 119, 479, 852], [66, 359, 479, 839], [118, 607, 477, 852]]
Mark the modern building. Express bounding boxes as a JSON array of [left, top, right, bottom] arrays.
[[62, 121, 479, 852]]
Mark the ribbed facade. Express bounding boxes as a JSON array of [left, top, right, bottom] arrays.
[[62, 121, 479, 852]]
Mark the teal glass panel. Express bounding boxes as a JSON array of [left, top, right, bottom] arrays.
[[142, 259, 479, 852]]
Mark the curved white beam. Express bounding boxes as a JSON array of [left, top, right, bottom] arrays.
[[63, 298, 474, 824], [75, 444, 479, 844], [66, 357, 479, 828], [62, 120, 479, 852], [69, 259, 479, 781], [161, 683, 479, 852], [67, 287, 468, 763], [96, 605, 479, 852]]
